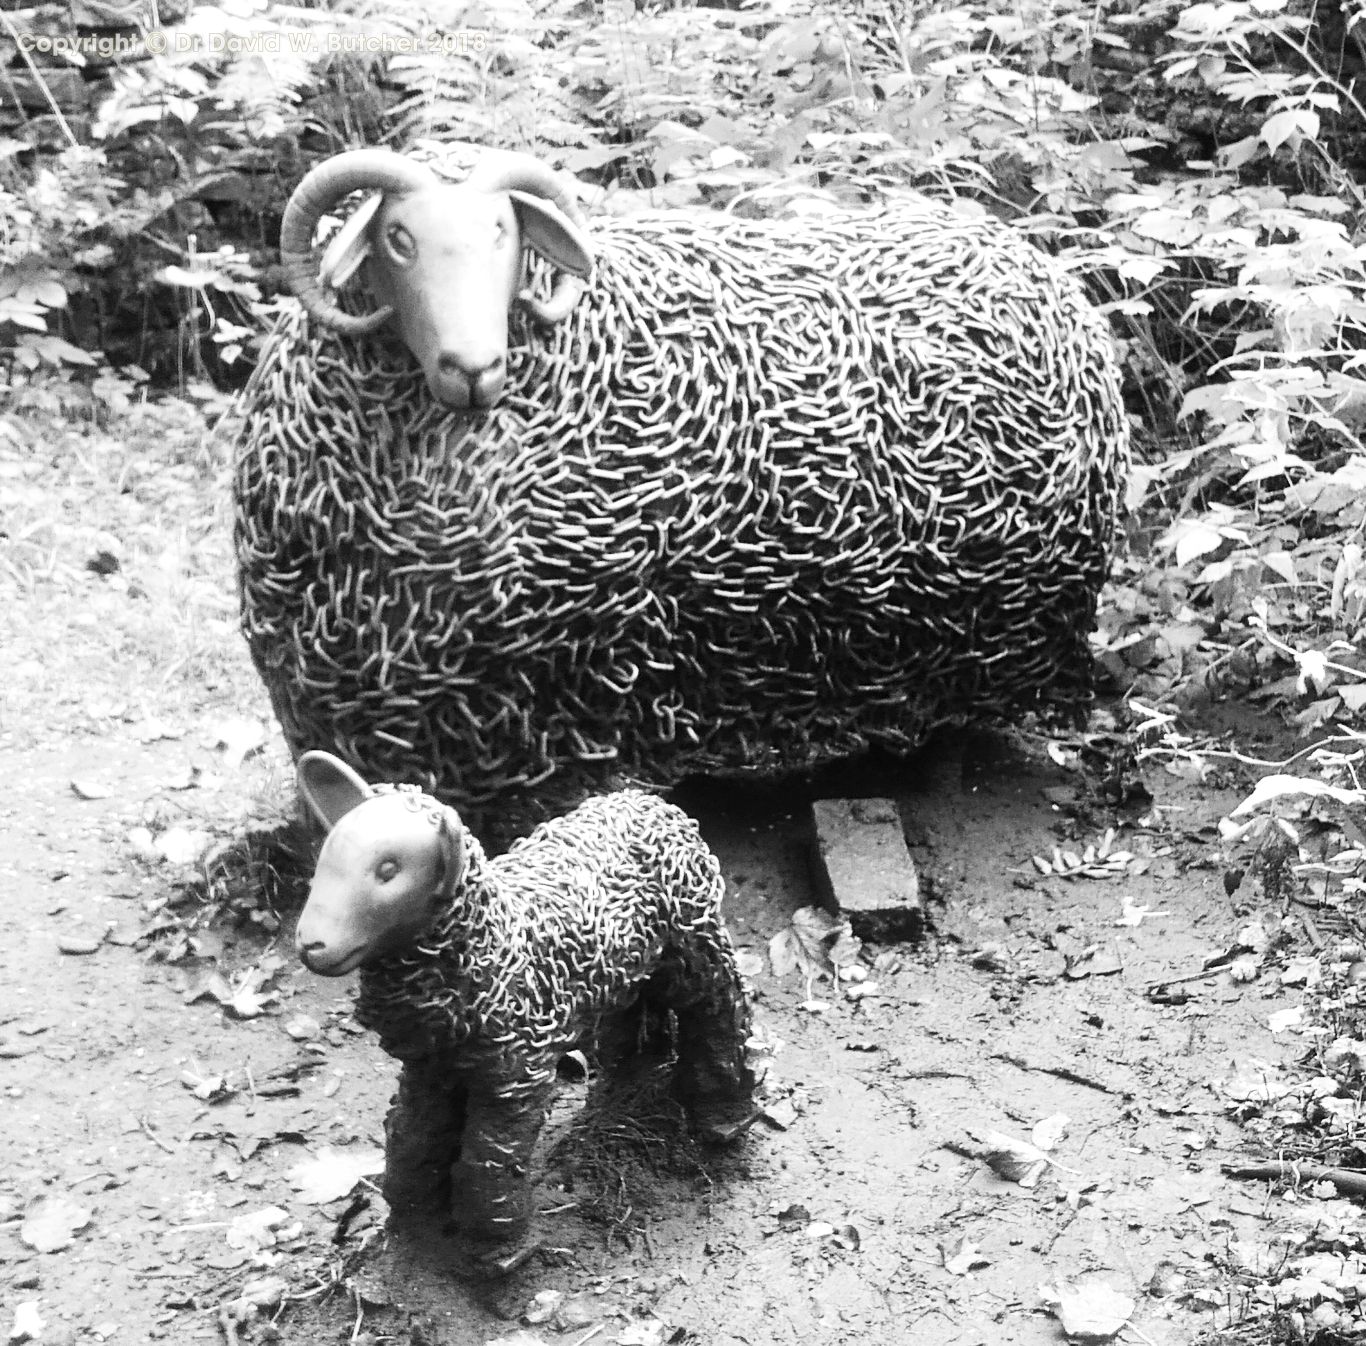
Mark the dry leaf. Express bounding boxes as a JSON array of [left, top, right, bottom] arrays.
[[154, 827, 212, 866], [212, 717, 267, 769], [20, 1195, 92, 1251], [1039, 1281, 1135, 1342], [941, 1236, 989, 1275], [1032, 1114, 1071, 1151], [9, 1301, 43, 1343], [226, 1206, 295, 1251], [70, 778, 113, 800], [287, 1145, 385, 1204], [981, 1131, 1051, 1187]]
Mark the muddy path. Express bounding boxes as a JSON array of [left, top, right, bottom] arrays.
[[0, 408, 1317, 1345]]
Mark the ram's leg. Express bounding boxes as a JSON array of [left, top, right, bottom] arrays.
[[669, 949, 759, 1141], [382, 1059, 467, 1220], [450, 1073, 557, 1247]]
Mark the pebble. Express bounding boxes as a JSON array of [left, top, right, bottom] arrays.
[[56, 935, 102, 956]]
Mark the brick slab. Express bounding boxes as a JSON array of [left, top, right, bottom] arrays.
[[810, 797, 922, 943]]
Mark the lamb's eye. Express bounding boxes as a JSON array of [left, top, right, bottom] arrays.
[[386, 225, 415, 261], [377, 859, 400, 882]]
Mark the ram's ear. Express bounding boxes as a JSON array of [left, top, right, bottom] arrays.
[[435, 810, 468, 898], [318, 192, 382, 290], [509, 190, 594, 279], [298, 751, 372, 831]]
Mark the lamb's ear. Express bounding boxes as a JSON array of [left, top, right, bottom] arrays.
[[435, 810, 468, 899], [298, 751, 372, 831], [508, 191, 594, 279]]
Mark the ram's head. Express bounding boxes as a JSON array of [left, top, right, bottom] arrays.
[[279, 148, 594, 410]]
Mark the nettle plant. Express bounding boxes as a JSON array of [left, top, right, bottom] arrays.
[[1125, 0, 1366, 506]]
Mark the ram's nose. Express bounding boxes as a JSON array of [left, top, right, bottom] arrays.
[[432, 351, 506, 409]]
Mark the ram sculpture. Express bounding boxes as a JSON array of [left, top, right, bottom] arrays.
[[236, 145, 1128, 822], [293, 750, 756, 1260]]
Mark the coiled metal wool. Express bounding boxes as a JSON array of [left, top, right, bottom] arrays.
[[235, 196, 1128, 817]]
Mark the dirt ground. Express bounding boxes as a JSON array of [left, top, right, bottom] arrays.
[[0, 402, 1329, 1346]]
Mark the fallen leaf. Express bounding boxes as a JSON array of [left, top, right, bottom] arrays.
[[942, 1236, 990, 1275], [154, 827, 212, 866], [1270, 1006, 1305, 1033], [735, 949, 764, 978], [212, 717, 267, 770], [284, 1014, 322, 1042], [1039, 1281, 1135, 1342], [980, 1131, 1050, 1187], [768, 906, 852, 981], [1231, 774, 1365, 817], [286, 1145, 385, 1204], [523, 1289, 563, 1325], [9, 1301, 44, 1343], [1032, 1114, 1070, 1151], [225, 1206, 293, 1251], [615, 1319, 667, 1345], [20, 1195, 92, 1251], [70, 778, 113, 800]]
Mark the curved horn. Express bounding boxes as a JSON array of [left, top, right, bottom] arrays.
[[468, 151, 593, 326], [280, 150, 439, 335], [466, 149, 589, 227]]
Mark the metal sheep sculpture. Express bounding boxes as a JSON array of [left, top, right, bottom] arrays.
[[236, 145, 1129, 821], [293, 750, 756, 1262]]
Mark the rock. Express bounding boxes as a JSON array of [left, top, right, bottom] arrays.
[[56, 935, 102, 956], [809, 798, 922, 942], [85, 531, 123, 575]]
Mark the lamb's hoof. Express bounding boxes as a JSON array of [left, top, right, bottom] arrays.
[[695, 1106, 763, 1145]]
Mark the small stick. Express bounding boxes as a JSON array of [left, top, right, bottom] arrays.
[[139, 1116, 177, 1154], [989, 1054, 1127, 1095], [571, 1327, 606, 1346], [1224, 1161, 1366, 1197]]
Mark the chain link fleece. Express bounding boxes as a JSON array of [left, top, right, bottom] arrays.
[[235, 192, 1128, 822], [344, 786, 754, 1240]]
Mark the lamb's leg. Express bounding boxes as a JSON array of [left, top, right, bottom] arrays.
[[669, 951, 758, 1141], [450, 1077, 556, 1245], [382, 1059, 467, 1220]]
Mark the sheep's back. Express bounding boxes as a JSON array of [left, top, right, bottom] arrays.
[[235, 198, 1127, 820]]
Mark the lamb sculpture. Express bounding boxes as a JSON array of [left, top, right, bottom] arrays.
[[237, 145, 1129, 820], [293, 750, 756, 1257]]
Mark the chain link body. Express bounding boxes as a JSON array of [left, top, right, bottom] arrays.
[[352, 788, 752, 1113], [235, 193, 1128, 819]]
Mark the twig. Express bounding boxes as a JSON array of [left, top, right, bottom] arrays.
[[1123, 1321, 1159, 1346], [989, 1053, 1129, 1096], [0, 11, 78, 147], [139, 1115, 177, 1154], [1224, 1161, 1366, 1197], [571, 1326, 606, 1346], [350, 1281, 364, 1342]]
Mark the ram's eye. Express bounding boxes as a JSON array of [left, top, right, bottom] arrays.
[[376, 859, 400, 882], [386, 225, 415, 261]]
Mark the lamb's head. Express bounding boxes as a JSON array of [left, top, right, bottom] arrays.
[[294, 751, 467, 977], [279, 148, 594, 409]]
